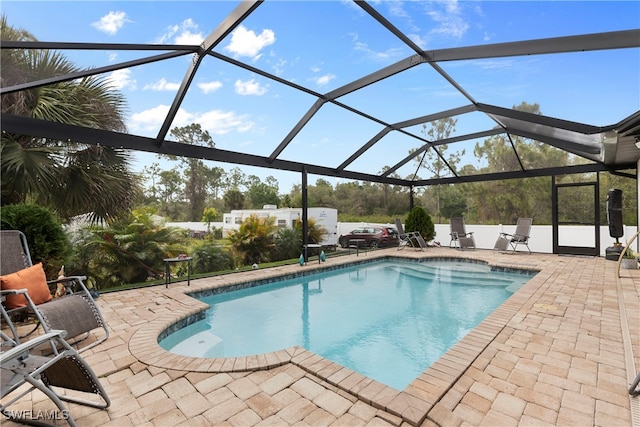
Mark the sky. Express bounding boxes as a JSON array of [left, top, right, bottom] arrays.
[[3, 1, 639, 194]]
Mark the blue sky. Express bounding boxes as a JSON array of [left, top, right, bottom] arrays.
[[3, 1, 639, 193]]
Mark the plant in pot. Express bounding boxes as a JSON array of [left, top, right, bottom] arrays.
[[620, 247, 637, 269]]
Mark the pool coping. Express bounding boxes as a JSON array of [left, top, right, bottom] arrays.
[[128, 251, 545, 426]]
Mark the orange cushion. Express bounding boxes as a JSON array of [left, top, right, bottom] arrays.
[[1, 263, 52, 309]]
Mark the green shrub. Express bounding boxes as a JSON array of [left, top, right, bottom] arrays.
[[71, 209, 187, 288], [274, 227, 301, 261], [191, 242, 234, 273], [227, 214, 277, 266], [0, 204, 70, 277], [405, 206, 436, 241]]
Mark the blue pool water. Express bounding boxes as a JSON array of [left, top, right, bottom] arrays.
[[160, 259, 534, 390]]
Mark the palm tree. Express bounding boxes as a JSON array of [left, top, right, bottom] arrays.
[[0, 16, 139, 223], [227, 214, 278, 266], [78, 209, 187, 287]]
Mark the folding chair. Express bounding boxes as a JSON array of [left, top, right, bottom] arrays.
[[494, 218, 533, 253], [449, 217, 475, 250], [1, 290, 110, 427], [395, 219, 425, 251], [1, 230, 108, 352]]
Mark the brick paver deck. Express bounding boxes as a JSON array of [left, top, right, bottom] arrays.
[[2, 247, 638, 426]]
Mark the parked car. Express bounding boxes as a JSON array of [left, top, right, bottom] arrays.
[[338, 227, 399, 249]]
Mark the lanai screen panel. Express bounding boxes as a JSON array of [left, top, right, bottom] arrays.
[[1, 0, 639, 189]]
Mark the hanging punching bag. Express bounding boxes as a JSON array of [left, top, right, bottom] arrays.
[[607, 188, 623, 239]]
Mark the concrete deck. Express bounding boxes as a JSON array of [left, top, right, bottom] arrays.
[[2, 247, 639, 426]]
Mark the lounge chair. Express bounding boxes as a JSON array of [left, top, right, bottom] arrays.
[[449, 217, 475, 250], [0, 230, 108, 352], [1, 290, 110, 427], [493, 218, 533, 253], [394, 219, 426, 251]]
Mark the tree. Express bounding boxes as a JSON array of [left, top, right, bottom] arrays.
[[226, 167, 247, 191], [274, 227, 302, 261], [413, 117, 464, 223], [405, 206, 436, 241], [201, 207, 218, 234], [472, 102, 565, 223], [309, 178, 335, 207], [168, 124, 215, 221], [0, 203, 71, 277], [224, 189, 245, 211], [205, 166, 226, 200], [227, 214, 277, 265], [439, 185, 468, 219], [191, 241, 233, 274], [247, 181, 280, 208], [141, 162, 162, 202], [0, 16, 138, 223], [76, 208, 187, 288]]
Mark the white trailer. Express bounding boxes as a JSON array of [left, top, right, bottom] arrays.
[[222, 206, 338, 247]]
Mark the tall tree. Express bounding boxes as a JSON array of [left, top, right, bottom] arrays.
[[247, 181, 280, 208], [226, 167, 247, 191], [413, 117, 463, 223], [473, 102, 566, 223], [224, 188, 245, 211], [205, 166, 226, 200], [0, 16, 138, 223], [141, 162, 161, 202], [168, 124, 215, 221]]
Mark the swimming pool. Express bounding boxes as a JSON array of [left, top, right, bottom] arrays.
[[160, 258, 535, 390]]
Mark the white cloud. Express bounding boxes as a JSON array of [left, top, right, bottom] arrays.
[[107, 69, 136, 90], [312, 73, 335, 87], [92, 11, 129, 35], [272, 58, 287, 76], [198, 81, 223, 94], [197, 110, 254, 135], [353, 41, 404, 61], [155, 18, 203, 45], [129, 105, 253, 136], [224, 25, 275, 59], [234, 79, 267, 96], [129, 105, 175, 133], [426, 0, 469, 39], [388, 1, 409, 18], [175, 30, 203, 45], [143, 78, 181, 91], [409, 34, 428, 49]]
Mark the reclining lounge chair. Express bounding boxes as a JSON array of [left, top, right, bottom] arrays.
[[1, 289, 110, 427], [449, 217, 475, 250], [0, 230, 109, 352], [494, 218, 533, 253], [395, 219, 426, 251]]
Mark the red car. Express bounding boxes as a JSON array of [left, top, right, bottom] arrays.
[[338, 227, 399, 249]]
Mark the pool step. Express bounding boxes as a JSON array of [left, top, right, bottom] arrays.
[[390, 265, 516, 288]]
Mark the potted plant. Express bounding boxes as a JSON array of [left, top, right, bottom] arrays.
[[621, 247, 637, 269]]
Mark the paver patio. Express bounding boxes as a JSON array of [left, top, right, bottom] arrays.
[[2, 247, 638, 426]]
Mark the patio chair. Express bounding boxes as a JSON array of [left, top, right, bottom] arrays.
[[0, 230, 108, 352], [493, 218, 533, 253], [394, 219, 425, 251], [449, 217, 475, 250], [1, 290, 110, 427]]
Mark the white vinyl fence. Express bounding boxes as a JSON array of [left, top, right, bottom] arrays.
[[338, 222, 638, 257], [165, 220, 637, 257]]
